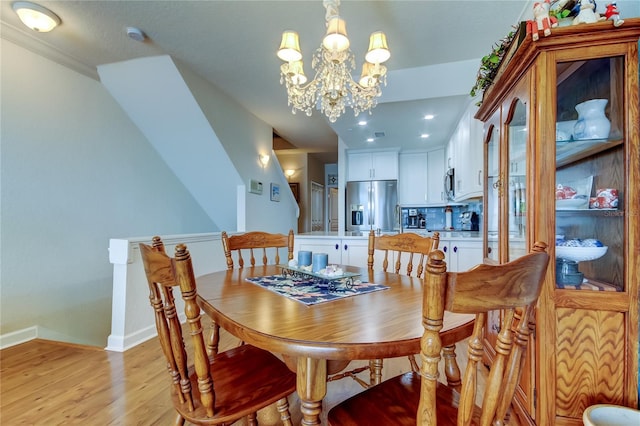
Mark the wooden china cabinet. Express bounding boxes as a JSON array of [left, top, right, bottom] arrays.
[[476, 20, 640, 425]]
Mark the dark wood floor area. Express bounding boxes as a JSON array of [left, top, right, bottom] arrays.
[[1, 331, 519, 425]]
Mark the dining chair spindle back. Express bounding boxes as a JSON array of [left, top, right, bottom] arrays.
[[139, 237, 296, 425], [327, 241, 550, 426], [222, 230, 294, 270], [368, 230, 440, 278]]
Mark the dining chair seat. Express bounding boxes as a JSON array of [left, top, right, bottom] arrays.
[[326, 372, 482, 425]]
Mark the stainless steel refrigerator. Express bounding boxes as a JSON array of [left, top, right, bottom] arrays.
[[346, 180, 399, 232]]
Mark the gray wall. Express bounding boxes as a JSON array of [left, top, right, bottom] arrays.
[[0, 38, 296, 347]]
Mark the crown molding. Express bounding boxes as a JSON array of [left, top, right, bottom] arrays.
[[1, 21, 99, 80]]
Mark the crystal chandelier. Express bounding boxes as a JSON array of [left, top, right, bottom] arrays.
[[276, 0, 390, 123]]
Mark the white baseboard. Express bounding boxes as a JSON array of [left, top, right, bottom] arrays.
[[105, 324, 157, 352], [0, 326, 38, 349], [105, 312, 186, 352]]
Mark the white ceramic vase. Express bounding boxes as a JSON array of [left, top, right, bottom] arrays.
[[573, 99, 611, 140]]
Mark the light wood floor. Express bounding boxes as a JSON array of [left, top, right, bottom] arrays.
[[0, 330, 515, 425]]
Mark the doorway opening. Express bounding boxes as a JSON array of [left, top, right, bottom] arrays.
[[311, 181, 324, 232]]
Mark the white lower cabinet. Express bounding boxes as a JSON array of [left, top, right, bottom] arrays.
[[296, 236, 483, 273], [294, 237, 370, 268], [440, 239, 483, 272]]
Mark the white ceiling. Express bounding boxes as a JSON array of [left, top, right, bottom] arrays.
[[3, 1, 636, 164]]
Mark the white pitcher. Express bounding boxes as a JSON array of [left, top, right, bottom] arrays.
[[573, 99, 611, 140]]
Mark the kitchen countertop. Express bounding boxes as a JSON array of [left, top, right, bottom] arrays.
[[297, 231, 483, 241]]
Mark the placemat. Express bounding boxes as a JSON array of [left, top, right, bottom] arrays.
[[246, 275, 389, 305]]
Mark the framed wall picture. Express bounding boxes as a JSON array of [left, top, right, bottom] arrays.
[[289, 182, 300, 202], [270, 183, 280, 202]]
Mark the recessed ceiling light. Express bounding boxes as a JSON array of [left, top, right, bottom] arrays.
[[366, 138, 374, 142], [421, 134, 430, 139], [358, 120, 367, 126], [424, 114, 435, 120]]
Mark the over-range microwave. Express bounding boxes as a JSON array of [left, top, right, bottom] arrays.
[[444, 167, 455, 201]]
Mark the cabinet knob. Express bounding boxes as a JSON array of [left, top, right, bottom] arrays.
[[453, 246, 458, 253], [487, 247, 492, 254], [344, 244, 348, 251], [335, 244, 339, 250], [443, 246, 447, 253], [492, 324, 500, 332]]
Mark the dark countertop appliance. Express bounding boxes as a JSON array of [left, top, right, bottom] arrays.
[[402, 207, 426, 229], [460, 211, 479, 231]]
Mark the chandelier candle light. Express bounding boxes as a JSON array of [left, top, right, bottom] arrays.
[[277, 0, 390, 122]]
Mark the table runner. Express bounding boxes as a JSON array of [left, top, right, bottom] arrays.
[[245, 275, 389, 305]]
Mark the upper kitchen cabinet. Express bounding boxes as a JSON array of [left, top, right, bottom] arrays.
[[398, 148, 445, 206], [347, 149, 399, 181], [476, 20, 640, 426], [448, 98, 485, 201]]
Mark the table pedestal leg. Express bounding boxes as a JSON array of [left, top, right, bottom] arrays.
[[297, 357, 327, 426]]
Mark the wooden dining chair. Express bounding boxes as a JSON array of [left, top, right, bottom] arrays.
[[222, 230, 294, 269], [139, 237, 297, 426], [367, 230, 440, 278], [327, 241, 550, 426], [365, 230, 471, 388]]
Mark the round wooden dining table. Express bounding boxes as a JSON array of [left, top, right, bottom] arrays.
[[196, 265, 475, 425]]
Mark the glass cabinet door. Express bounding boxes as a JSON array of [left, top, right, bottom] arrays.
[[506, 99, 527, 261], [485, 123, 500, 262], [554, 56, 625, 292]]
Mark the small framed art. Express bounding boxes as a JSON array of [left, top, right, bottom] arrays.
[[270, 183, 280, 202]]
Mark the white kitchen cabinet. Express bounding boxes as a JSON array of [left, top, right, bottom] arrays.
[[440, 239, 483, 272], [399, 152, 428, 205], [347, 150, 398, 181], [448, 100, 484, 201], [294, 237, 370, 268], [426, 148, 445, 204], [399, 149, 445, 206]]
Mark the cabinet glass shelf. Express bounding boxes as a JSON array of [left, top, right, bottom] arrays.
[[556, 139, 623, 167]]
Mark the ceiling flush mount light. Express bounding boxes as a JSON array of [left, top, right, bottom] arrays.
[[277, 0, 390, 123], [12, 1, 61, 32]]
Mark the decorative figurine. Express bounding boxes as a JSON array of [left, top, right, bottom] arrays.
[[604, 2, 625, 27], [527, 0, 558, 41], [572, 0, 606, 25]]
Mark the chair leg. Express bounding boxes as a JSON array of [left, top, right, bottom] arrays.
[[173, 412, 185, 426], [206, 320, 220, 356], [276, 397, 293, 426], [408, 354, 420, 372], [369, 359, 383, 386], [247, 412, 257, 426], [443, 344, 462, 391]]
